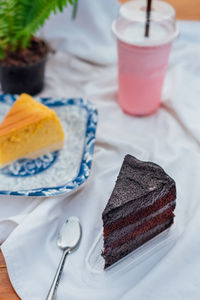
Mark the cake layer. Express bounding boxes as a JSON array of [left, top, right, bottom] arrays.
[[104, 187, 176, 235], [104, 200, 175, 246], [0, 118, 64, 167], [0, 141, 64, 168], [103, 219, 173, 268], [107, 206, 174, 250]]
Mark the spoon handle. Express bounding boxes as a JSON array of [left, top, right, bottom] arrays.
[[46, 248, 70, 300]]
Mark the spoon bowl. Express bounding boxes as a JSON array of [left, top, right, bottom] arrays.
[[57, 216, 82, 250]]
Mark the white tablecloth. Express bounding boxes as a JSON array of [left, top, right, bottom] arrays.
[[40, 0, 120, 65], [1, 21, 200, 299]]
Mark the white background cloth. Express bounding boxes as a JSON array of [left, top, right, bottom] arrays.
[[1, 18, 200, 299], [40, 0, 120, 65]]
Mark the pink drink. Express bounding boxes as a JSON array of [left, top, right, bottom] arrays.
[[113, 0, 178, 116], [117, 34, 172, 115]]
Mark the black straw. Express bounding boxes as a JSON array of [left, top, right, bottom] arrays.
[[145, 0, 152, 37]]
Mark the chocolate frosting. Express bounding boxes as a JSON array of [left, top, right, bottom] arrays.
[[102, 154, 176, 221]]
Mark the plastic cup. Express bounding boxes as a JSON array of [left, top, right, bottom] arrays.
[[113, 0, 179, 116]]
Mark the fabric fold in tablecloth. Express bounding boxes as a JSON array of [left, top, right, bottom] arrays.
[[1, 21, 200, 299]]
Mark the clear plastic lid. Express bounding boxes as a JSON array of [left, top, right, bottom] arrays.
[[120, 0, 176, 22], [113, 0, 179, 47]]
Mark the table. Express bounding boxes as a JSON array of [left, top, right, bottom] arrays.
[[0, 1, 199, 299], [166, 0, 200, 20], [0, 250, 20, 299]]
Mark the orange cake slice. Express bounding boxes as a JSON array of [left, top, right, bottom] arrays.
[[0, 93, 65, 167]]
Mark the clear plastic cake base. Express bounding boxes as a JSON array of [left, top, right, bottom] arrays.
[[85, 222, 180, 285]]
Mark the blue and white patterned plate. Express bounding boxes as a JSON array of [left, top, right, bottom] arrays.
[[0, 94, 98, 197]]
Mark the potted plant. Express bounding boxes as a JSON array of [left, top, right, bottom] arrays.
[[0, 0, 77, 95]]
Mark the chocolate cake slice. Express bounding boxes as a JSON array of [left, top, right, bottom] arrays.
[[102, 154, 176, 268]]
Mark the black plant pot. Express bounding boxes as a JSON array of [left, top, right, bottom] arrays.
[[0, 54, 47, 96]]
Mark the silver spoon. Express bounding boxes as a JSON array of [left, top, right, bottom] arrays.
[[46, 216, 82, 300]]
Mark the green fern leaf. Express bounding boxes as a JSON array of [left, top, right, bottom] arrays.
[[0, 0, 76, 55]]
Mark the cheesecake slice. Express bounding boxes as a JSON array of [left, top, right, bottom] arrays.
[[0, 93, 65, 167]]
